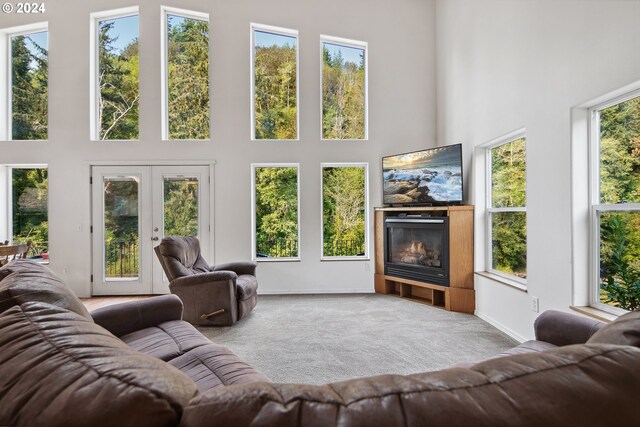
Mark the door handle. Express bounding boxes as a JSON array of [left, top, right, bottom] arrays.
[[151, 237, 159, 241]]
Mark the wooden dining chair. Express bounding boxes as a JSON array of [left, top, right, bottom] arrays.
[[0, 241, 32, 267]]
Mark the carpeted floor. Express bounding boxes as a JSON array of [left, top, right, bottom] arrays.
[[197, 294, 518, 384]]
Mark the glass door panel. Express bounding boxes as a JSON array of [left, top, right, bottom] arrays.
[[104, 177, 140, 280], [151, 166, 210, 294], [92, 166, 152, 295], [163, 177, 199, 236]]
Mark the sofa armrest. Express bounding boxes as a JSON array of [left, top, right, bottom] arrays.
[[170, 271, 238, 289], [213, 261, 257, 277], [534, 309, 605, 346], [91, 294, 184, 337]]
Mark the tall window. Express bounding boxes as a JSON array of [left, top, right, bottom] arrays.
[[252, 164, 300, 260], [1, 24, 48, 140], [251, 24, 298, 140], [162, 7, 210, 140], [486, 134, 527, 282], [91, 9, 139, 140], [321, 164, 368, 258], [590, 91, 640, 313], [321, 36, 367, 140], [5, 166, 48, 257]]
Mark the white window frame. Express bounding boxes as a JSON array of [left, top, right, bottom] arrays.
[[319, 35, 368, 141], [161, 6, 210, 141], [483, 129, 527, 286], [1, 164, 48, 247], [587, 88, 640, 315], [251, 163, 301, 262], [250, 23, 299, 141], [0, 22, 48, 141], [320, 163, 369, 260], [89, 7, 139, 142]]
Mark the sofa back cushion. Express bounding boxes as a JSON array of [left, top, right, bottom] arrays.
[[181, 344, 640, 427], [0, 260, 91, 319], [154, 236, 210, 280], [587, 310, 640, 347], [0, 302, 198, 427]]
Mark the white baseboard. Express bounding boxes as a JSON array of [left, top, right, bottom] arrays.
[[475, 310, 527, 343], [258, 289, 374, 295]]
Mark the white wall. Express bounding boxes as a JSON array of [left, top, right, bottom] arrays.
[[1, 0, 437, 297], [436, 0, 640, 340]]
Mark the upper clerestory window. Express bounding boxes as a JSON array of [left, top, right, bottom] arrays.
[[90, 7, 139, 141], [0, 23, 48, 141], [251, 23, 299, 141], [162, 7, 210, 141]]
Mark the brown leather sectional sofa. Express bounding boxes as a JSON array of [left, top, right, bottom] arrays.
[[1, 260, 640, 426]]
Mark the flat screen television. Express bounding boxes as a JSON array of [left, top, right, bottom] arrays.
[[382, 144, 463, 206]]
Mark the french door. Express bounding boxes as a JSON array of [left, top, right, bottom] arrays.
[[92, 165, 210, 295]]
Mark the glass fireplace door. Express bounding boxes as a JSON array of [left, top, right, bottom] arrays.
[[384, 218, 449, 285]]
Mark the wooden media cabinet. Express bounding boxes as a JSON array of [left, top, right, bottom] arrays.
[[374, 205, 474, 313]]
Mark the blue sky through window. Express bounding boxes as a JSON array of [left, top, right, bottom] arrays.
[[255, 30, 296, 48], [100, 14, 138, 54], [11, 31, 47, 71], [323, 42, 364, 67]]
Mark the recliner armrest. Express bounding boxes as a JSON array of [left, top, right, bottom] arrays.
[[534, 310, 605, 346], [212, 261, 257, 277], [170, 271, 238, 289], [90, 294, 184, 337]]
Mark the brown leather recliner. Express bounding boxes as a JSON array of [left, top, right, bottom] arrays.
[[154, 236, 258, 326]]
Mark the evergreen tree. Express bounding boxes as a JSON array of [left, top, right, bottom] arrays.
[[11, 35, 48, 140], [167, 17, 210, 139], [322, 45, 365, 139]]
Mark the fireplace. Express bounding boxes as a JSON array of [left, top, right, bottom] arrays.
[[383, 216, 450, 286]]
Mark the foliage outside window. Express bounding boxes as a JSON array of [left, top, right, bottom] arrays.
[[166, 13, 210, 140], [487, 136, 527, 281], [321, 39, 366, 140], [11, 30, 48, 140], [103, 176, 139, 279], [322, 165, 367, 257], [97, 15, 139, 140], [253, 165, 299, 259], [11, 167, 48, 257], [593, 94, 640, 311], [163, 177, 198, 237], [252, 26, 298, 140]]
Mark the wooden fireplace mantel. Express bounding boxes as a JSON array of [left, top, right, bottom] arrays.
[[374, 205, 475, 313]]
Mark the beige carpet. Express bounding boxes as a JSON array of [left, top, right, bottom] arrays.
[[197, 294, 518, 384]]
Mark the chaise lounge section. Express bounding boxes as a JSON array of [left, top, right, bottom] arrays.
[[1, 260, 639, 426]]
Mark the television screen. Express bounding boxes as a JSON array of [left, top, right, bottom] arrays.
[[383, 144, 463, 206]]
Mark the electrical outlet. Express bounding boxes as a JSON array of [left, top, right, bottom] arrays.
[[531, 296, 539, 313], [364, 263, 371, 271], [63, 267, 69, 275]]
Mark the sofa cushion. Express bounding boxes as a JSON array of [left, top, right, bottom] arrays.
[[588, 310, 640, 347], [0, 302, 198, 427], [0, 259, 91, 320], [169, 343, 271, 392], [120, 320, 212, 361]]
